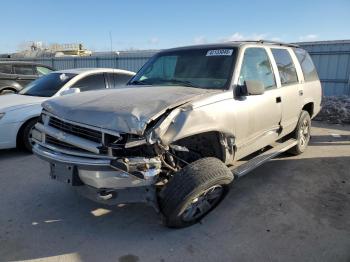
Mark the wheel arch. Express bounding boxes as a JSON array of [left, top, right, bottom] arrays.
[[16, 116, 39, 147], [302, 102, 314, 118], [171, 131, 236, 164]]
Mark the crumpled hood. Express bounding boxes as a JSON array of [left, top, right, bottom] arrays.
[[42, 85, 218, 134], [0, 94, 46, 112]]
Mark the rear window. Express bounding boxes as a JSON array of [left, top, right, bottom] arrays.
[[293, 48, 319, 82], [271, 49, 298, 86], [0, 64, 12, 74]]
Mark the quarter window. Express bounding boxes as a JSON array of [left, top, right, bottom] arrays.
[[238, 48, 276, 90], [13, 65, 35, 75], [293, 48, 319, 82], [271, 49, 298, 86], [71, 74, 106, 92], [36, 66, 53, 76]]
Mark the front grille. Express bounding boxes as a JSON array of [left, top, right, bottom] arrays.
[[48, 117, 102, 143], [46, 135, 87, 152]]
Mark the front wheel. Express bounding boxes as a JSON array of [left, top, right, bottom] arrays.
[[288, 110, 311, 155], [159, 157, 234, 228], [18, 118, 38, 152]]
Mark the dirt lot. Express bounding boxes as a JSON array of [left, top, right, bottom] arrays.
[[0, 121, 349, 262]]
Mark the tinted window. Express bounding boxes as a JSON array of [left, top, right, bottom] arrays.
[[107, 73, 133, 88], [293, 48, 319, 81], [238, 48, 276, 90], [129, 48, 237, 90], [71, 74, 106, 91], [0, 64, 12, 74], [36, 66, 53, 76], [14, 65, 35, 75], [19, 73, 76, 97], [271, 49, 298, 85]]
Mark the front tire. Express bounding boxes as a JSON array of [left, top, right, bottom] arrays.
[[18, 118, 38, 152], [159, 157, 234, 228], [288, 110, 311, 155]]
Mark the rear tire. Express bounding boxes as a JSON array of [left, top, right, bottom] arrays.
[[159, 157, 234, 228], [288, 110, 311, 155], [18, 118, 38, 152]]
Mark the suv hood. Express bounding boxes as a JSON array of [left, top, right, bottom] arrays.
[[42, 85, 218, 135], [0, 94, 46, 112]]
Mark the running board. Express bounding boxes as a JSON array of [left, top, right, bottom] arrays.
[[231, 138, 297, 178]]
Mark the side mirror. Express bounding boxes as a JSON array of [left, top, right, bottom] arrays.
[[60, 88, 80, 96], [245, 80, 265, 95]]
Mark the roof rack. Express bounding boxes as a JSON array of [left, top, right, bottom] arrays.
[[230, 40, 299, 48]]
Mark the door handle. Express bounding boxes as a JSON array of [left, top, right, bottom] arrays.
[[276, 97, 282, 103], [299, 90, 304, 96]]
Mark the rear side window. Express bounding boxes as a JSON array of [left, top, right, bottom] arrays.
[[14, 65, 35, 75], [0, 64, 12, 74], [238, 48, 276, 90], [271, 49, 298, 86], [293, 48, 319, 82], [71, 73, 106, 92]]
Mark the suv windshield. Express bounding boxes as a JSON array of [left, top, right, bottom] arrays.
[[19, 73, 76, 97], [129, 47, 237, 90]]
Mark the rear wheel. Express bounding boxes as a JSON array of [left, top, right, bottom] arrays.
[[159, 157, 234, 228], [0, 88, 17, 95], [288, 110, 311, 155], [18, 118, 38, 152]]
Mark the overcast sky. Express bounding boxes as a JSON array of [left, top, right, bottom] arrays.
[[1, 0, 349, 53]]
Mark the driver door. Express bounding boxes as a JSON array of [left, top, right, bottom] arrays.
[[234, 47, 282, 159]]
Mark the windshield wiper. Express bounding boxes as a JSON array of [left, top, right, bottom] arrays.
[[129, 80, 151, 85], [160, 79, 198, 88]]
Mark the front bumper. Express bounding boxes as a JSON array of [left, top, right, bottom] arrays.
[[33, 144, 161, 189], [0, 121, 22, 149]]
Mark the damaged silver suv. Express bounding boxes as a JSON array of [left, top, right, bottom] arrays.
[[33, 41, 321, 228]]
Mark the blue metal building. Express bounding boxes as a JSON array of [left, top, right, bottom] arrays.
[[298, 40, 350, 96]]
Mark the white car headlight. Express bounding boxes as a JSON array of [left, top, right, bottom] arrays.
[[0, 113, 5, 120]]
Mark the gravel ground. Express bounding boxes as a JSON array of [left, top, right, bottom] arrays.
[[315, 96, 350, 124], [0, 121, 349, 262]]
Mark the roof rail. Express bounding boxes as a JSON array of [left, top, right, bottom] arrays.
[[230, 40, 299, 48]]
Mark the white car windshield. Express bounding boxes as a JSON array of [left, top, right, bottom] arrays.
[[19, 73, 76, 97]]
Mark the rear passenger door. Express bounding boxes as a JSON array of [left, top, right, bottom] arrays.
[[13, 65, 37, 87], [270, 48, 303, 134]]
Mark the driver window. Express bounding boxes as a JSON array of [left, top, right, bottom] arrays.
[[71, 73, 106, 92], [238, 48, 276, 90]]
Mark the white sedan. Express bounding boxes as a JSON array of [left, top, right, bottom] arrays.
[[0, 68, 135, 152]]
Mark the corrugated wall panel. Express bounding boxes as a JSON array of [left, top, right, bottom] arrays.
[[299, 41, 350, 96], [1, 43, 349, 95]]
